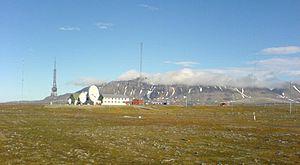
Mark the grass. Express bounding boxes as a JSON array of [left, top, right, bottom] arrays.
[[0, 104, 299, 164]]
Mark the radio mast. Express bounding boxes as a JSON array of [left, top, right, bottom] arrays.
[[138, 42, 143, 88], [51, 58, 57, 97]]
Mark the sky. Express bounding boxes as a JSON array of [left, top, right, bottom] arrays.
[[0, 0, 300, 102]]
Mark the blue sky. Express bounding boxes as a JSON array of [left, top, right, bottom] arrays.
[[1, 0, 300, 102]]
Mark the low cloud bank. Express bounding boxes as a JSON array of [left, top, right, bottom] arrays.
[[117, 68, 280, 88], [118, 57, 300, 88], [70, 57, 300, 88]]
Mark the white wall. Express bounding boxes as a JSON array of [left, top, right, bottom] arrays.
[[102, 97, 130, 105]]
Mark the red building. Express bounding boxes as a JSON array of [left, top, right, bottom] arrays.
[[132, 99, 144, 105]]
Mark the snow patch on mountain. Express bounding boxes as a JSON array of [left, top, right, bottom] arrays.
[[124, 86, 128, 95], [293, 85, 300, 94], [235, 88, 250, 98], [188, 88, 193, 94], [199, 87, 203, 92], [171, 87, 176, 96]]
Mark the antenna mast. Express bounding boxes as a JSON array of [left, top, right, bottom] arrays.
[[51, 57, 57, 97], [139, 42, 143, 80], [138, 42, 143, 88]]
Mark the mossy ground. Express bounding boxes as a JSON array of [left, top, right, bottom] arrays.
[[0, 104, 299, 164]]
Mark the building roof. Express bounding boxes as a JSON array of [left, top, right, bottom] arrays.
[[102, 94, 130, 98]]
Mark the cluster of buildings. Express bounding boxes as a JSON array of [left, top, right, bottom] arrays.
[[67, 85, 143, 106], [49, 59, 143, 106], [101, 94, 131, 106]]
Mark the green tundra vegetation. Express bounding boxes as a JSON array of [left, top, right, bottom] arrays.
[[0, 104, 299, 164]]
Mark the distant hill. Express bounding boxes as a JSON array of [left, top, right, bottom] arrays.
[[42, 93, 72, 104], [4, 93, 72, 104]]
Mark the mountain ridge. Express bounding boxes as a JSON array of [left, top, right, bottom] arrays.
[[41, 78, 300, 105]]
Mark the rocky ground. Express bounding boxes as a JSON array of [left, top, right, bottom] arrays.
[[0, 104, 299, 164]]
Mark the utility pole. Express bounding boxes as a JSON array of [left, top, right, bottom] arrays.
[[184, 95, 188, 108], [232, 93, 234, 111]]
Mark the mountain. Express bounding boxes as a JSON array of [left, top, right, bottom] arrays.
[[42, 78, 300, 105], [4, 93, 73, 104]]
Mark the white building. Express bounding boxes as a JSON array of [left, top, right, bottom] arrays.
[[102, 94, 131, 106]]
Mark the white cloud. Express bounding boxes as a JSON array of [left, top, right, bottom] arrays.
[[69, 78, 106, 87], [117, 70, 141, 81], [164, 61, 199, 67], [260, 46, 300, 55], [251, 57, 300, 83], [59, 26, 80, 31], [118, 57, 300, 88], [95, 22, 114, 30], [117, 68, 280, 88], [138, 4, 159, 11], [68, 57, 299, 88], [253, 57, 300, 71]]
